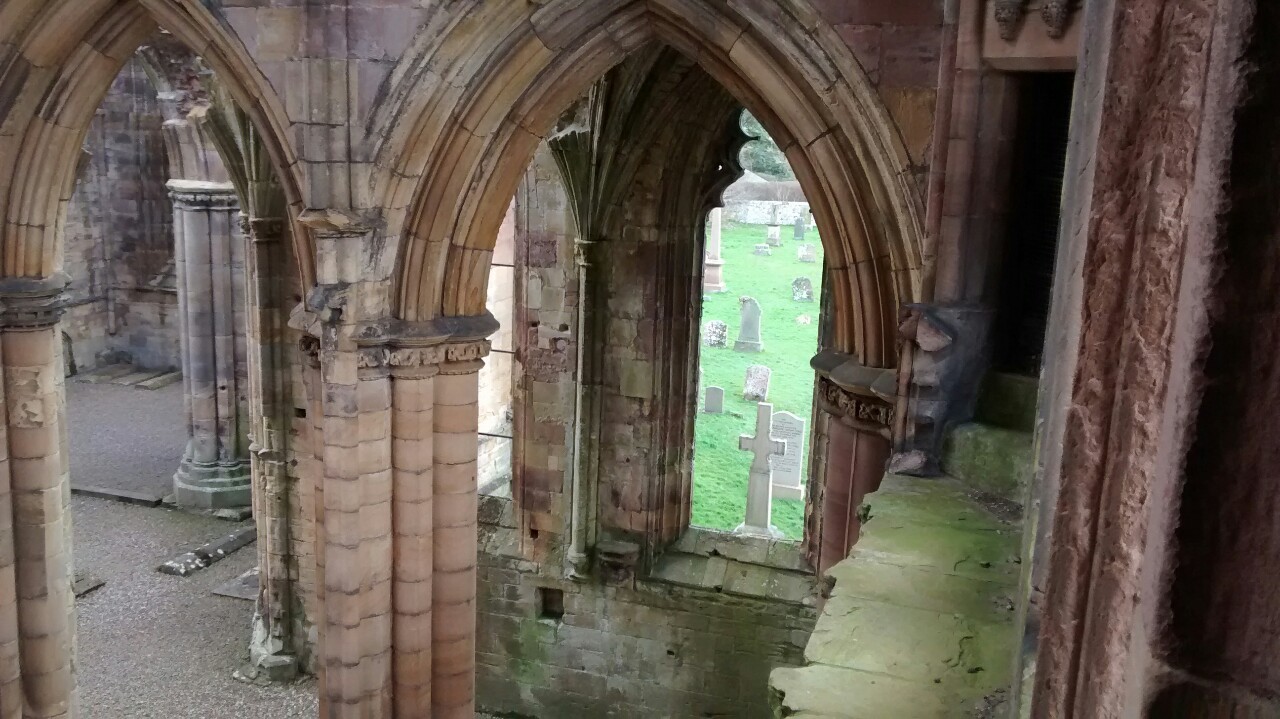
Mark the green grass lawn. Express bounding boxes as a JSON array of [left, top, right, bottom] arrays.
[[692, 221, 823, 539]]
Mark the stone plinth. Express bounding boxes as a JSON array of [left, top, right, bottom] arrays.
[[704, 207, 726, 293]]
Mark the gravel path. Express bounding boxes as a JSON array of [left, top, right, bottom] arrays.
[[73, 496, 317, 718], [66, 381, 187, 499]]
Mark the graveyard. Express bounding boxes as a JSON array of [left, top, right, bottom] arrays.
[[693, 219, 823, 538]]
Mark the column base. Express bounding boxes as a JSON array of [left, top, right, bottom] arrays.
[[174, 459, 252, 509], [733, 522, 783, 540]]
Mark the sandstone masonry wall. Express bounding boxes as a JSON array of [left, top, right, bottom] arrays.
[[64, 56, 180, 371]]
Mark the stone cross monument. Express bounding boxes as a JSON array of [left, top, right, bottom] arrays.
[[735, 402, 786, 538], [704, 207, 726, 292]]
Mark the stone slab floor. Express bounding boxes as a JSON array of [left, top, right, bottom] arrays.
[[67, 380, 187, 500], [73, 495, 318, 717]]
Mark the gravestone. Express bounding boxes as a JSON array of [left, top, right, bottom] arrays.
[[735, 402, 786, 539], [743, 365, 771, 401], [792, 277, 814, 302], [795, 315, 812, 325], [769, 411, 807, 500], [766, 224, 782, 247], [753, 243, 772, 256], [704, 320, 728, 348], [734, 297, 764, 352], [793, 216, 806, 242], [703, 386, 725, 414], [797, 244, 817, 263]]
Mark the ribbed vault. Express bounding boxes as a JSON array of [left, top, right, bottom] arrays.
[[374, 0, 925, 368], [0, 0, 311, 287]]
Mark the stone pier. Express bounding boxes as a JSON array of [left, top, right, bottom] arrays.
[[168, 180, 251, 509]]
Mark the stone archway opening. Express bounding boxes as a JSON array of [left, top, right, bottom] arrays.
[[691, 109, 825, 541], [0, 3, 313, 715], [333, 2, 926, 712]]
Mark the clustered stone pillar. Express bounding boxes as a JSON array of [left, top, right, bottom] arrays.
[[308, 328, 489, 718], [0, 283, 76, 719], [168, 180, 251, 509]]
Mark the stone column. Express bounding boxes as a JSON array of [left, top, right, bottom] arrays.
[[432, 348, 484, 719], [0, 282, 74, 718], [703, 207, 726, 293], [169, 180, 251, 509], [242, 217, 295, 681], [390, 360, 436, 714]]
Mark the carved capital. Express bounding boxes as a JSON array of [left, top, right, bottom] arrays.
[[298, 335, 321, 369], [167, 179, 239, 210], [818, 377, 895, 432], [356, 339, 491, 374]]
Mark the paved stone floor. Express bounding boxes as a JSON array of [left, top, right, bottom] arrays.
[[73, 495, 318, 718], [68, 379, 315, 716], [67, 380, 187, 500]]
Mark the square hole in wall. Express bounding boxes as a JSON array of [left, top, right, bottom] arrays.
[[536, 587, 564, 622]]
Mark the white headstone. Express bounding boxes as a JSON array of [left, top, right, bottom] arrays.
[[753, 243, 772, 256], [734, 297, 764, 352], [769, 411, 806, 501], [766, 225, 782, 247], [703, 386, 725, 414], [797, 244, 817, 263], [735, 402, 786, 538], [743, 365, 771, 401]]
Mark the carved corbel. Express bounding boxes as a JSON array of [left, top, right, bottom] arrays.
[[994, 0, 1029, 41], [1041, 0, 1073, 38]]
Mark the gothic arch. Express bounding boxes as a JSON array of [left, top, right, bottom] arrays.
[[372, 0, 925, 368], [0, 0, 313, 287]]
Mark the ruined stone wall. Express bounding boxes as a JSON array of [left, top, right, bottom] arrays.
[[813, 0, 944, 191], [1163, 3, 1280, 708], [64, 56, 180, 371], [477, 502, 815, 719]]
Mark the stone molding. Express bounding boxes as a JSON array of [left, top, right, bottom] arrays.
[[0, 276, 69, 329]]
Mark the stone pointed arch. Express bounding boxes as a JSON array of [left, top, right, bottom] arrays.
[[371, 0, 924, 368], [0, 0, 313, 288]]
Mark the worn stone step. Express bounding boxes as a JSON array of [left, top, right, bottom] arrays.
[[113, 368, 171, 386], [942, 422, 1034, 504], [771, 664, 954, 718], [70, 484, 163, 507], [78, 363, 135, 384], [136, 370, 182, 390]]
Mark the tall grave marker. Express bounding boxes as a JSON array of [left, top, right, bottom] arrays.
[[736, 402, 786, 538]]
